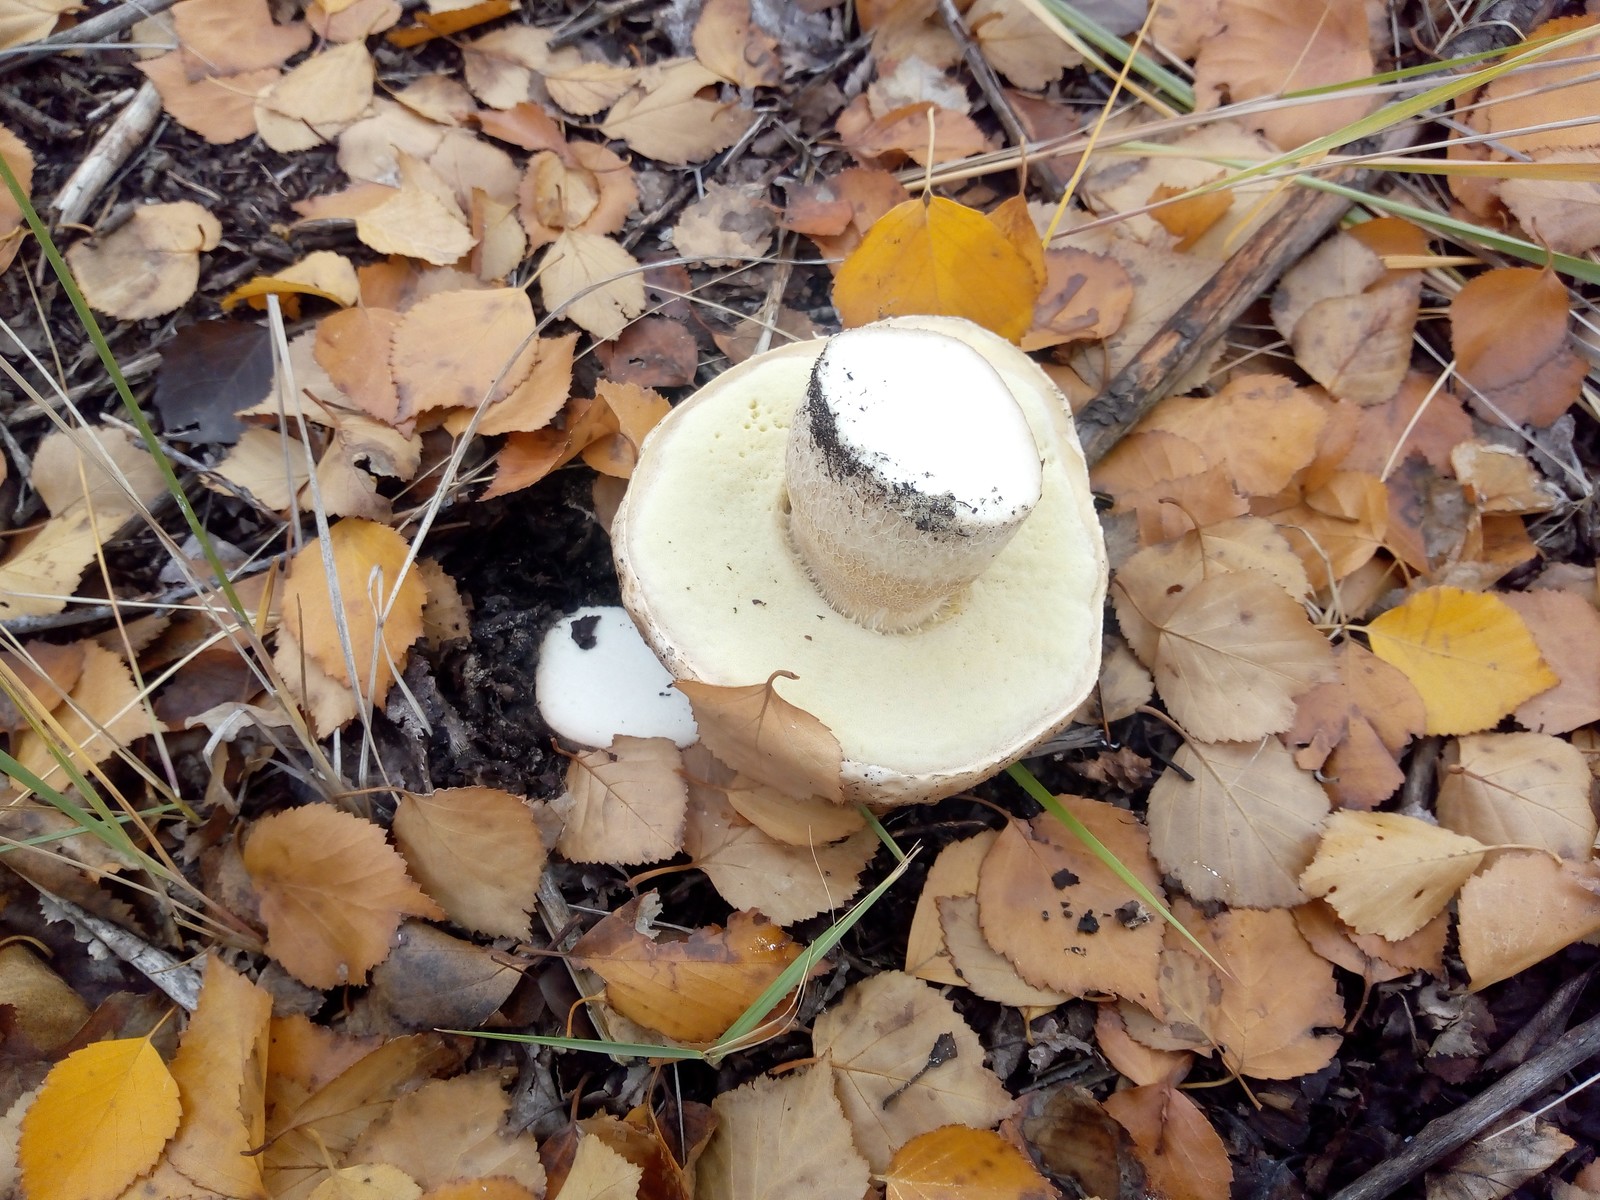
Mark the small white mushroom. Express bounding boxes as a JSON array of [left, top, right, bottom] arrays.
[[611, 316, 1108, 807], [786, 327, 1043, 631], [535, 605, 698, 749]]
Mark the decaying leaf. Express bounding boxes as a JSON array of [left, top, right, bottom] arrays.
[[66, 201, 221, 320], [1438, 732, 1597, 859], [1288, 641, 1426, 809], [1103, 1081, 1232, 1200], [572, 895, 804, 1045], [1451, 267, 1585, 427]]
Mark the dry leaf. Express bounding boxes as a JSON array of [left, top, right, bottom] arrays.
[[833, 196, 1040, 344], [1147, 736, 1330, 909], [242, 803, 444, 988], [1103, 1081, 1232, 1200], [1427, 1116, 1575, 1200], [677, 674, 844, 803], [1021, 246, 1133, 351], [552, 1131, 642, 1200], [722, 775, 864, 846], [392, 787, 546, 938], [539, 230, 647, 340], [554, 735, 688, 865], [392, 287, 545, 417], [171, 0, 308, 71], [517, 142, 636, 248], [692, 0, 780, 87], [0, 123, 33, 275], [938, 895, 1068, 1010], [1299, 811, 1488, 940], [255, 41, 375, 152], [0, 0, 78, 51], [968, 0, 1080, 89], [672, 181, 775, 268], [221, 250, 359, 315], [66, 201, 221, 320], [19, 1037, 180, 1200], [905, 831, 993, 986], [1458, 852, 1600, 990], [308, 1164, 421, 1200], [813, 971, 1013, 1172], [1094, 1004, 1192, 1088], [572, 895, 803, 1045], [1451, 441, 1561, 514], [280, 517, 427, 707], [347, 1071, 545, 1192], [355, 175, 476, 265], [579, 379, 671, 477], [1451, 267, 1585, 427], [1438, 732, 1597, 860], [976, 802, 1165, 1012], [1364, 587, 1557, 736], [697, 1065, 870, 1200], [599, 59, 753, 165], [1288, 640, 1426, 809], [1504, 588, 1600, 734], [10, 643, 156, 791], [1140, 375, 1326, 497], [884, 1125, 1054, 1200]]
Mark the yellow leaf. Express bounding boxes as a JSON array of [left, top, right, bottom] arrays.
[[833, 196, 1040, 344], [884, 1125, 1054, 1200], [1365, 586, 1557, 735], [20, 1037, 181, 1200]]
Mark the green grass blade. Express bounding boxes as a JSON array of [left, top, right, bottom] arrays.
[[0, 747, 141, 861], [439, 1029, 707, 1060], [1032, 0, 1195, 108], [857, 804, 906, 863]]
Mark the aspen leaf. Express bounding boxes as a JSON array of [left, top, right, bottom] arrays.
[[543, 60, 641, 116], [1141, 375, 1325, 497], [833, 196, 1040, 344], [968, 0, 1080, 88], [391, 288, 542, 415], [1268, 470, 1390, 591], [1452, 267, 1585, 427], [314, 307, 404, 426], [347, 1072, 545, 1192], [692, 0, 780, 87], [1094, 1005, 1192, 1089], [722, 775, 864, 846], [1022, 246, 1132, 351], [554, 735, 687, 865], [539, 230, 647, 340], [355, 178, 476, 265], [66, 201, 221, 320], [1364, 587, 1557, 736], [1103, 1082, 1232, 1200], [1438, 732, 1597, 859], [19, 1037, 180, 1200], [975, 802, 1165, 1013], [280, 517, 427, 707], [677, 673, 844, 803], [698, 1065, 870, 1200], [683, 752, 875, 925], [1160, 904, 1343, 1080], [1299, 811, 1488, 941], [242, 804, 444, 988], [571, 895, 804, 1045], [171, 0, 309, 73], [392, 787, 546, 938], [813, 972, 1012, 1172], [884, 1125, 1054, 1200], [10, 643, 156, 790], [1147, 736, 1329, 910], [221, 250, 359, 314], [254, 41, 375, 152], [905, 831, 993, 986], [580, 379, 671, 478], [1294, 900, 1446, 986], [517, 142, 636, 248], [1458, 853, 1600, 990]]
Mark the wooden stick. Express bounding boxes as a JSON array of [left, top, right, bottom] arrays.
[[0, 0, 179, 76], [1327, 1010, 1600, 1200], [51, 80, 162, 228]]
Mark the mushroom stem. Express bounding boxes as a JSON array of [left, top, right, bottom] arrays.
[[784, 327, 1044, 633]]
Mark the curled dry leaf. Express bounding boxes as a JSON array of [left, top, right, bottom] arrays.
[[677, 674, 844, 803], [833, 196, 1040, 344], [1160, 903, 1344, 1080], [242, 804, 445, 989], [813, 971, 1013, 1173], [554, 734, 687, 865], [1458, 852, 1600, 991], [66, 201, 221, 320], [1299, 811, 1488, 941], [221, 249, 360, 314], [698, 1064, 870, 1200], [1147, 736, 1330, 910], [392, 787, 546, 938], [579, 380, 671, 478], [571, 895, 804, 1045], [280, 517, 427, 708], [1103, 1082, 1232, 1200], [517, 142, 637, 249], [967, 0, 1080, 88], [1438, 732, 1597, 860], [976, 801, 1165, 1012], [884, 1125, 1055, 1200], [1365, 587, 1557, 736]]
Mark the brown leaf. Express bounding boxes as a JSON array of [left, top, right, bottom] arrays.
[[938, 895, 1067, 1010], [905, 831, 993, 987], [242, 804, 444, 988], [975, 802, 1165, 1012], [1141, 375, 1326, 497], [677, 674, 844, 803], [1459, 852, 1600, 990], [66, 201, 221, 320], [366, 921, 520, 1032], [580, 380, 671, 478], [692, 0, 780, 87], [1438, 732, 1597, 859], [1021, 247, 1133, 351], [10, 643, 156, 791], [171, 0, 310, 72], [721, 775, 864, 846], [555, 735, 687, 865], [538, 230, 646, 340], [1103, 1081, 1232, 1200], [392, 787, 546, 938], [1094, 1004, 1192, 1088], [884, 1125, 1055, 1200], [813, 971, 1013, 1172], [599, 59, 754, 165], [697, 1065, 870, 1200], [1504, 588, 1600, 734], [391, 288, 542, 415], [1427, 1116, 1575, 1200], [1452, 267, 1586, 427], [255, 42, 374, 152], [572, 895, 804, 1045], [1288, 640, 1426, 809]]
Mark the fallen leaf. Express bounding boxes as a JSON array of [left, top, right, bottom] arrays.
[[1299, 811, 1488, 940], [1021, 246, 1133, 351], [572, 895, 804, 1045], [221, 250, 359, 315], [1459, 852, 1600, 990], [1364, 587, 1557, 736], [242, 803, 444, 988], [692, 0, 780, 87], [1504, 588, 1600, 734], [544, 60, 642, 116], [837, 99, 990, 168], [599, 59, 753, 165], [1343, 372, 1474, 477], [0, 124, 34, 274], [672, 181, 776, 267], [1438, 732, 1597, 860], [1452, 267, 1586, 427], [976, 802, 1165, 1012], [967, 0, 1080, 88], [1016, 1083, 1147, 1200], [365, 921, 520, 1032], [66, 201, 221, 320], [171, 0, 309, 71], [697, 1065, 870, 1200], [538, 230, 647, 340], [517, 142, 636, 249], [550, 1131, 642, 1200], [308, 1164, 421, 1200], [10, 643, 156, 791], [905, 831, 994, 986], [579, 379, 671, 477], [1450, 441, 1561, 514], [1266, 470, 1391, 591], [392, 787, 546, 938], [554, 735, 688, 865], [1427, 1116, 1575, 1200], [347, 1071, 545, 1192], [833, 195, 1040, 343], [595, 318, 699, 389], [1148, 736, 1330, 909], [884, 1125, 1055, 1200], [0, 0, 78, 51], [813, 971, 1013, 1172], [19, 1036, 180, 1200], [355, 175, 476, 265], [721, 775, 865, 846], [255, 41, 375, 152], [677, 674, 844, 803], [938, 895, 1068, 1010], [1103, 1081, 1232, 1200], [1140, 375, 1326, 497], [1094, 1005, 1192, 1088]]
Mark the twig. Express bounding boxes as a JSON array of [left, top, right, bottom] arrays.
[[0, 0, 179, 76], [549, 0, 657, 49], [1327, 1010, 1600, 1200], [0, 91, 78, 143], [1483, 968, 1593, 1072], [39, 890, 203, 1012], [51, 81, 163, 228]]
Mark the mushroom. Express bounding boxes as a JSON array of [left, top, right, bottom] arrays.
[[535, 606, 698, 749], [611, 316, 1107, 806]]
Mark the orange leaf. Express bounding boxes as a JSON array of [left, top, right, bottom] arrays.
[[242, 803, 444, 988], [884, 1126, 1054, 1200], [832, 196, 1040, 343], [1451, 267, 1586, 427], [20, 1036, 180, 1200], [1364, 586, 1557, 735], [1103, 1082, 1232, 1200], [676, 673, 844, 803]]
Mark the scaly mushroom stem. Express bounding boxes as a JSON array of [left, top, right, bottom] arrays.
[[784, 327, 1044, 632]]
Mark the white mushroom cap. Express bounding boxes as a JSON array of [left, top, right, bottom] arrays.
[[535, 605, 698, 749], [611, 316, 1107, 807]]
